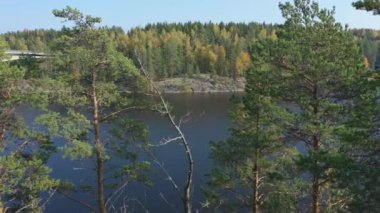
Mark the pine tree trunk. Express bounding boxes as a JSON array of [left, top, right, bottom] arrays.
[[311, 85, 320, 213], [311, 134, 321, 213], [92, 70, 107, 213], [312, 174, 320, 213], [252, 153, 259, 213], [96, 148, 106, 213]]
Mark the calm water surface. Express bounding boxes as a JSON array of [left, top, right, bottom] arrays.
[[40, 93, 235, 212]]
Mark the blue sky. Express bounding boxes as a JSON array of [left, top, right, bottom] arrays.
[[0, 0, 378, 33]]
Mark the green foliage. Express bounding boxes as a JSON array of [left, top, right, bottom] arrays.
[[205, 1, 375, 212], [0, 154, 58, 210], [3, 22, 380, 75], [0, 36, 8, 59], [0, 37, 58, 211], [3, 29, 55, 51], [335, 70, 380, 211], [53, 6, 102, 29], [36, 110, 92, 159], [10, 56, 46, 78], [38, 8, 151, 210], [271, 0, 366, 211], [207, 37, 299, 212], [353, 0, 380, 14]]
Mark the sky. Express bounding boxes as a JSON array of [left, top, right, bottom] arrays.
[[0, 0, 379, 33]]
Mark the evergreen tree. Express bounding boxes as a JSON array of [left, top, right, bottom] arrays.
[[353, 0, 380, 14], [0, 36, 58, 212], [272, 1, 365, 212], [37, 7, 149, 213], [337, 70, 380, 211], [207, 38, 298, 213]]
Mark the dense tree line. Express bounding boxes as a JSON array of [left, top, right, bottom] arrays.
[[2, 22, 274, 79], [122, 22, 276, 79], [351, 29, 380, 69], [4, 22, 380, 78], [3, 29, 58, 51]]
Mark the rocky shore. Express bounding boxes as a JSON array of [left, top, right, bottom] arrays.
[[155, 74, 245, 93]]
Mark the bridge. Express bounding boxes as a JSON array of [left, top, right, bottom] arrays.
[[2, 50, 51, 61]]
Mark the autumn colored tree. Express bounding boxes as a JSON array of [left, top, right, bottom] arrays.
[[235, 51, 251, 77]]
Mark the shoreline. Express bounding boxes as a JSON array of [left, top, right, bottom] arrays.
[[154, 74, 246, 94]]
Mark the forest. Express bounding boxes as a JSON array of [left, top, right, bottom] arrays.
[[0, 0, 379, 213], [3, 21, 380, 79]]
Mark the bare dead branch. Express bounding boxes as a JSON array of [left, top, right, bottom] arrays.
[[109, 189, 125, 212], [15, 203, 34, 213], [39, 188, 58, 210], [178, 112, 192, 128], [148, 136, 182, 147], [130, 198, 150, 213], [159, 193, 179, 213], [105, 180, 129, 208], [153, 159, 181, 194], [136, 51, 194, 213], [14, 139, 31, 154]]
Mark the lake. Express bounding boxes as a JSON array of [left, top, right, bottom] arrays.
[[40, 93, 235, 212]]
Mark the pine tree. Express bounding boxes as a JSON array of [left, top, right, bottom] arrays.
[[336, 70, 380, 211], [353, 0, 380, 14], [36, 7, 149, 213], [0, 36, 58, 211], [273, 1, 365, 212], [207, 38, 298, 213]]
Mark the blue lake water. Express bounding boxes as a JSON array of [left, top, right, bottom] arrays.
[[39, 93, 234, 212]]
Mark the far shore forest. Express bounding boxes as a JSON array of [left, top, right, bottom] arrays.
[[0, 1, 379, 213]]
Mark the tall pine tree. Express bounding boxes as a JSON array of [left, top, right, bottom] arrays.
[[36, 7, 149, 213], [272, 1, 365, 212], [207, 38, 298, 212]]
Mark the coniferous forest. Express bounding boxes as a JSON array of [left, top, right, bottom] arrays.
[[0, 0, 379, 213]]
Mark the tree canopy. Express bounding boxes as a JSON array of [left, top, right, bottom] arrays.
[[353, 0, 380, 14]]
